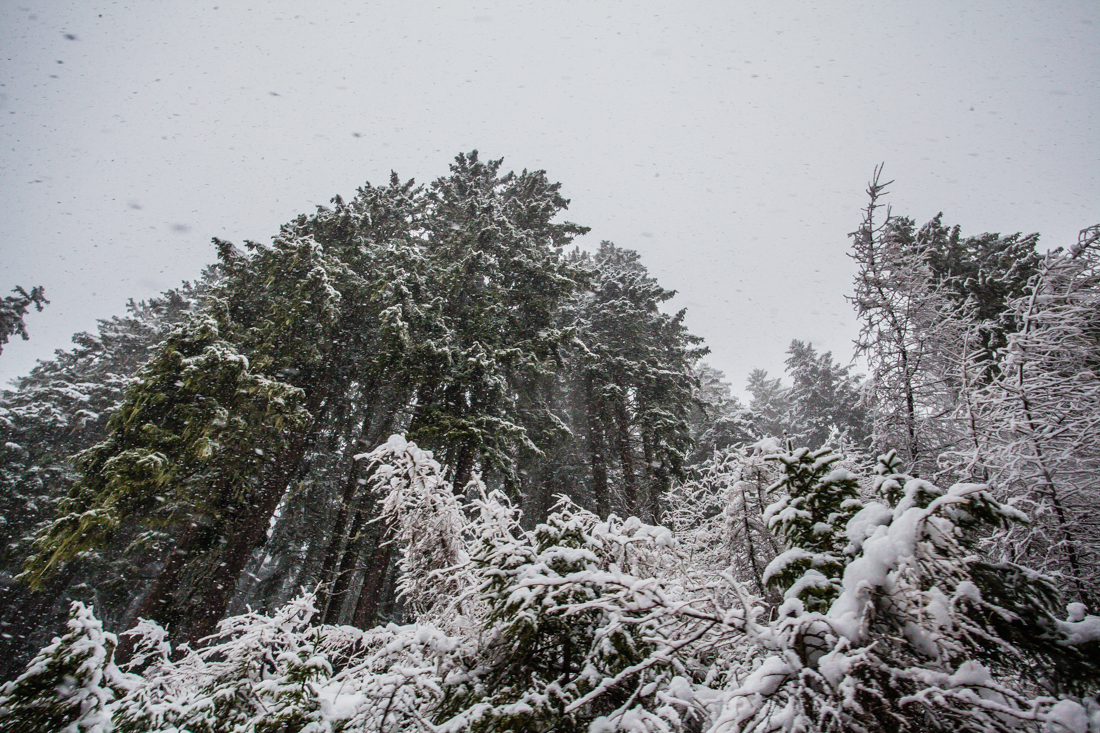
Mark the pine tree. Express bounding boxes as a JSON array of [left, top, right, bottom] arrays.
[[686, 363, 757, 464], [784, 340, 870, 450], [745, 368, 794, 441], [10, 152, 703, 659], [0, 276, 211, 679], [19, 314, 310, 643], [563, 242, 704, 522]]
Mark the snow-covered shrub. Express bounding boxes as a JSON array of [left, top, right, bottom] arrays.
[[434, 495, 720, 732], [113, 594, 338, 733], [716, 451, 1100, 733], [0, 600, 129, 733], [666, 441, 783, 598], [8, 444, 1097, 733]]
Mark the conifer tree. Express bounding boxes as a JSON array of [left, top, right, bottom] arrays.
[[745, 368, 793, 440], [0, 276, 211, 679], [0, 284, 48, 355], [762, 447, 863, 612], [0, 601, 127, 733], [784, 340, 870, 449], [849, 167, 972, 475]]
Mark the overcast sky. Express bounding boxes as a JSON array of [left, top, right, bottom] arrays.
[[2, 1, 1097, 397]]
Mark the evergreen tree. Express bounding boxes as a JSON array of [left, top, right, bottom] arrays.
[[718, 449, 1100, 733], [19, 315, 310, 644], [0, 276, 211, 679], [686, 363, 757, 464], [745, 367, 794, 441], [784, 340, 870, 450], [0, 601, 127, 733], [0, 285, 48, 355], [563, 242, 704, 522], [762, 447, 863, 612], [9, 152, 702, 663]]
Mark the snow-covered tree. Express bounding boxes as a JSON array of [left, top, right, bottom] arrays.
[[349, 435, 470, 626], [762, 447, 863, 613], [0, 276, 211, 680], [687, 363, 757, 464], [746, 368, 793, 442], [784, 340, 870, 450], [0, 601, 127, 733], [562, 242, 705, 523], [436, 495, 714, 732], [666, 440, 782, 597], [965, 224, 1100, 606], [849, 167, 973, 476], [716, 449, 1100, 733]]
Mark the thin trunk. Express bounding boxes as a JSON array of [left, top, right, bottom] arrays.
[[740, 481, 764, 595], [899, 344, 919, 475], [352, 520, 395, 629], [451, 441, 476, 489], [322, 500, 375, 625], [585, 374, 609, 518], [1019, 384, 1088, 604], [641, 429, 662, 525], [612, 385, 639, 514], [1015, 281, 1089, 605], [315, 414, 374, 618]]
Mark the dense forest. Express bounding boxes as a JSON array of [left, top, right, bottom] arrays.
[[0, 155, 1097, 732]]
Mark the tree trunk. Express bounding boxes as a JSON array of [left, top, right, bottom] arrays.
[[322, 500, 376, 624], [315, 415, 374, 619], [352, 520, 395, 629], [612, 383, 639, 515], [180, 423, 315, 646], [585, 374, 609, 518], [641, 430, 662, 525]]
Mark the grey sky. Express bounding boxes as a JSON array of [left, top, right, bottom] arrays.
[[2, 1, 1097, 397]]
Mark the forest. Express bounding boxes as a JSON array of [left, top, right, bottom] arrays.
[[0, 154, 1097, 732]]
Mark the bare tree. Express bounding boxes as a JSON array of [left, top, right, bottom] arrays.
[[849, 166, 972, 477]]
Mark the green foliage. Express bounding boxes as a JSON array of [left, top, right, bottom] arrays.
[[20, 315, 308, 588], [0, 284, 48, 355], [7, 151, 704, 664], [762, 447, 863, 611], [437, 498, 681, 732], [725, 449, 1100, 733]]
